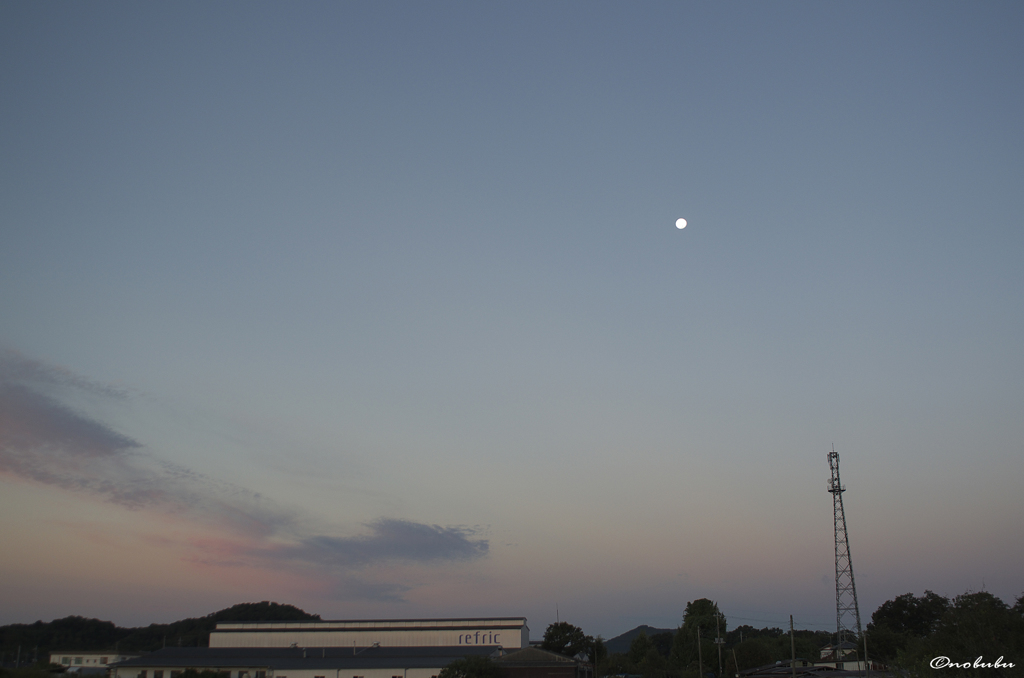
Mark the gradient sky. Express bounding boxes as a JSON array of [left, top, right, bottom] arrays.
[[1, 1, 1022, 640]]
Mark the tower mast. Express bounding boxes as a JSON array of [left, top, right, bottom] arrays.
[[827, 446, 862, 665]]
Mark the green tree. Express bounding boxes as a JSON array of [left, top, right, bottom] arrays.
[[438, 656, 500, 678], [628, 631, 653, 665], [865, 590, 1024, 678], [637, 648, 668, 678], [932, 590, 1019, 666], [871, 591, 949, 637], [0, 601, 321, 657], [592, 637, 608, 666], [0, 667, 58, 678], [649, 632, 673, 658], [542, 622, 590, 658], [867, 590, 948, 661], [117, 602, 319, 652], [599, 652, 631, 678], [0, 616, 125, 657], [671, 599, 725, 672]]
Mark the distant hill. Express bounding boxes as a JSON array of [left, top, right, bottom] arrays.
[[0, 602, 319, 663], [603, 625, 676, 655]]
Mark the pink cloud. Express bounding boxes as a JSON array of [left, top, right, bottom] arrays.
[[0, 349, 488, 602]]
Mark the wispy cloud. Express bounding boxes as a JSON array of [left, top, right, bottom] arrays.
[[0, 349, 131, 399], [0, 349, 488, 599], [0, 349, 292, 533], [261, 519, 490, 568]]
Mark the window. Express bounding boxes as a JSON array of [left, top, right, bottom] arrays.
[[101, 658, 109, 665], [155, 671, 164, 678], [171, 671, 182, 678], [75, 658, 83, 665], [62, 658, 71, 665], [255, 671, 265, 678]]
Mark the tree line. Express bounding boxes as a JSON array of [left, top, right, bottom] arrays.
[[545, 590, 1024, 678], [4, 591, 1022, 678], [0, 602, 318, 664], [546, 599, 835, 678], [867, 590, 1023, 677]]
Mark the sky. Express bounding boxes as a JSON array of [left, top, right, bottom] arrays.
[[1, 1, 1022, 640]]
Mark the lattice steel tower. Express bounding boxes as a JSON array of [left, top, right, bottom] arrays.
[[827, 446, 862, 660]]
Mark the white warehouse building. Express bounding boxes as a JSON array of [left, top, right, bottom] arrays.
[[111, 618, 534, 678], [208, 618, 530, 651]]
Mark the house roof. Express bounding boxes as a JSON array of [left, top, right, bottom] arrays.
[[739, 663, 870, 678], [493, 647, 584, 667]]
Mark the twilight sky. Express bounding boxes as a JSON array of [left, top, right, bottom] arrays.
[[1, 1, 1022, 639]]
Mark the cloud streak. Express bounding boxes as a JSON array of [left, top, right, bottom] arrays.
[[265, 519, 490, 568], [0, 349, 131, 399], [0, 350, 488, 599], [0, 351, 291, 531]]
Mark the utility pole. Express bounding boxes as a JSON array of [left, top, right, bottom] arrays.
[[715, 613, 724, 678], [790, 616, 796, 678], [863, 632, 870, 678], [696, 630, 704, 678]]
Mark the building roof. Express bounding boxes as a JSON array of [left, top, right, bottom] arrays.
[[50, 652, 140, 657], [112, 646, 500, 671], [214, 619, 526, 631], [493, 648, 585, 667], [739, 663, 870, 678]]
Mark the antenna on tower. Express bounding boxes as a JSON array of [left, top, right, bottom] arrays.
[[827, 446, 864, 670]]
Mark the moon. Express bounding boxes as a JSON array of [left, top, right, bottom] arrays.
[[675, 218, 687, 229]]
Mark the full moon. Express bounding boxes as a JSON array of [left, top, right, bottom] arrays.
[[675, 218, 687, 229]]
